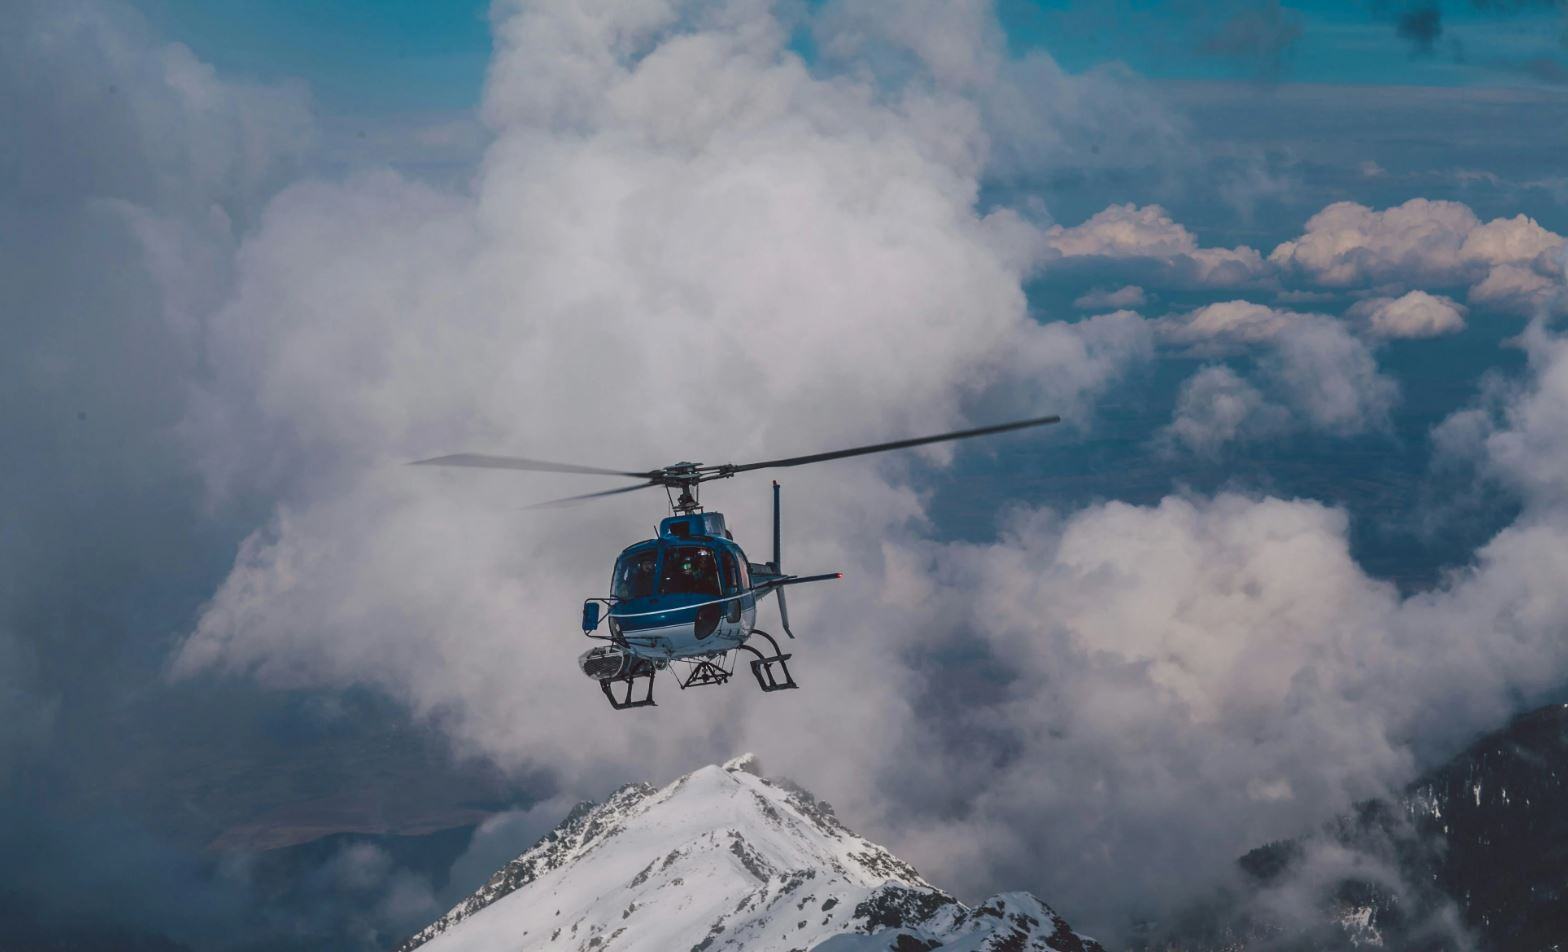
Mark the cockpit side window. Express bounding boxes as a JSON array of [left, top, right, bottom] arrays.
[[613, 549, 659, 600], [721, 550, 740, 594], [659, 546, 721, 596]]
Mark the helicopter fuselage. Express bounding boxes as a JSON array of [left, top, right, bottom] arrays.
[[575, 489, 840, 707], [587, 512, 761, 666]]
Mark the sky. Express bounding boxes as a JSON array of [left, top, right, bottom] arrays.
[[4, 0, 1568, 949]]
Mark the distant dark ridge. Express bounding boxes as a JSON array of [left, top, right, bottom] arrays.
[[0, 889, 193, 952], [1135, 703, 1568, 951]]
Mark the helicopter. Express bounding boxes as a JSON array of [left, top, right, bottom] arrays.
[[412, 413, 1060, 710]]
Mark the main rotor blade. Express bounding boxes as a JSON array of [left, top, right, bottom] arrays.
[[524, 481, 663, 509], [410, 453, 651, 479], [719, 413, 1061, 475]]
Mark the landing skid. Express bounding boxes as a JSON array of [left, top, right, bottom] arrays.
[[740, 629, 798, 692], [599, 671, 657, 709], [595, 634, 798, 709]]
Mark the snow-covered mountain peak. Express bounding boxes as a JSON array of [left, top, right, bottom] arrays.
[[401, 759, 1102, 952]]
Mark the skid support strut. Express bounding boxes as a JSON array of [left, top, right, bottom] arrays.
[[740, 629, 798, 692], [675, 654, 733, 689]]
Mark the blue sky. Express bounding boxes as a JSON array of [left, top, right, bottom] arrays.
[[125, 0, 1568, 241], [130, 0, 1568, 116], [134, 0, 493, 112], [1002, 0, 1568, 85]]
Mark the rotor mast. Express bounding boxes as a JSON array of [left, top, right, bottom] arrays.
[[663, 463, 705, 514]]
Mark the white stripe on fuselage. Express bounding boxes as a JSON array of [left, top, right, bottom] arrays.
[[609, 589, 756, 621]]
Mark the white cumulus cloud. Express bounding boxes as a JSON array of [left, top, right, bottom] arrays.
[[1157, 301, 1398, 440], [1041, 203, 1268, 288], [1269, 199, 1565, 315], [1160, 299, 1300, 346], [1158, 364, 1289, 456], [1348, 290, 1466, 339]]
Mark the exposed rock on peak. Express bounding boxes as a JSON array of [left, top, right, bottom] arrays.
[[723, 752, 763, 776]]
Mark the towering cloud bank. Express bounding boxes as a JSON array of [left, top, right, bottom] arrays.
[[173, 0, 1152, 791], [875, 324, 1568, 933]]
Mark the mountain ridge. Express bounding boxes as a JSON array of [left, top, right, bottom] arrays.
[[400, 753, 1102, 952]]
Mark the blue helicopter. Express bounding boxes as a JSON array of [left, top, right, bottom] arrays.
[[412, 414, 1059, 710]]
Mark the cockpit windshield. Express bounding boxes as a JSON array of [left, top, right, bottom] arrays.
[[612, 549, 659, 600], [658, 546, 722, 597]]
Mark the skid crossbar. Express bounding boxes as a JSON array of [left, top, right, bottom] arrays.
[[599, 671, 657, 709]]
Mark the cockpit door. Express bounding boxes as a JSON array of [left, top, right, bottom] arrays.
[[720, 549, 743, 623]]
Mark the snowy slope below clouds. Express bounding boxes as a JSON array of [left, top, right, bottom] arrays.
[[400, 754, 1101, 952]]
